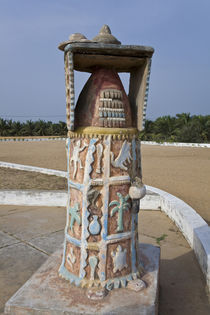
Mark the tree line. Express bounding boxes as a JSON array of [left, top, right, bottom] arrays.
[[0, 113, 209, 143], [0, 119, 67, 137], [139, 113, 210, 143]]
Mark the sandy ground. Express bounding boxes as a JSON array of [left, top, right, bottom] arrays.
[[0, 140, 209, 223], [141, 145, 210, 225], [0, 168, 67, 190]]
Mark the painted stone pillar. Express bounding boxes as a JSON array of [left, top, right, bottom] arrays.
[[58, 25, 154, 295]]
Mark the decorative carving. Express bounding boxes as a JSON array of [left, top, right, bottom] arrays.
[[67, 127, 138, 141], [111, 245, 128, 273], [80, 139, 97, 279], [89, 256, 98, 280], [67, 247, 76, 268], [70, 140, 88, 178], [96, 143, 103, 173], [99, 89, 125, 127], [109, 192, 131, 232], [110, 140, 132, 171], [89, 215, 101, 235], [69, 203, 81, 232], [87, 187, 100, 208]]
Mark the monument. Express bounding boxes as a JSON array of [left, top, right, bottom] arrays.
[[58, 25, 153, 296], [5, 26, 160, 314]]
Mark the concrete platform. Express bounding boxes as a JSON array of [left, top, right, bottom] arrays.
[[4, 243, 160, 315]]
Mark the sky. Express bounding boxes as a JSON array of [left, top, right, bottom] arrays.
[[0, 0, 209, 123]]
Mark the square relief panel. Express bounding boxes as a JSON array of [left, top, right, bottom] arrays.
[[106, 239, 131, 279], [110, 139, 132, 177], [108, 184, 131, 235], [90, 140, 104, 180], [64, 242, 81, 276], [69, 138, 89, 183]]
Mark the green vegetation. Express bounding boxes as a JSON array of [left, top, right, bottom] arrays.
[[140, 113, 210, 143], [0, 119, 67, 137], [0, 113, 209, 143], [156, 234, 168, 245]]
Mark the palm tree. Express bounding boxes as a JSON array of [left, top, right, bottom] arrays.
[[34, 120, 48, 136], [109, 193, 131, 232], [58, 120, 67, 135], [154, 115, 176, 141], [69, 203, 81, 232], [21, 120, 35, 136], [0, 118, 9, 136], [10, 121, 22, 136]]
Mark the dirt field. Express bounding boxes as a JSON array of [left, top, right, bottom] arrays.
[[0, 140, 209, 223]]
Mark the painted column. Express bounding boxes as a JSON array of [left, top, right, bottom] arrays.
[[58, 25, 154, 296]]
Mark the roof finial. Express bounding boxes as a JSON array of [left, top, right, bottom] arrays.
[[92, 25, 121, 44]]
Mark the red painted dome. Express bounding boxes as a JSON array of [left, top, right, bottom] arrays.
[[75, 68, 132, 128]]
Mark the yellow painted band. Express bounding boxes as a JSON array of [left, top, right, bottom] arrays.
[[68, 127, 138, 136]]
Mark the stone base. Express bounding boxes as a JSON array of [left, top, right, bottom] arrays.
[[4, 243, 160, 315]]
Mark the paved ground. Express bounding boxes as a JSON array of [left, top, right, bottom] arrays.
[[0, 205, 209, 315]]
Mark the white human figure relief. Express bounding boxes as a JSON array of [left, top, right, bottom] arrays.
[[110, 140, 132, 171], [67, 247, 76, 268], [111, 245, 128, 273], [96, 143, 103, 174], [70, 140, 88, 178]]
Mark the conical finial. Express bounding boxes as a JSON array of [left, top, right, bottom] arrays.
[[92, 25, 121, 44], [99, 24, 111, 35]]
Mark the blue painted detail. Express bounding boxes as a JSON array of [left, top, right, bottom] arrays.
[[132, 273, 137, 280], [65, 233, 81, 246], [99, 270, 106, 282], [89, 215, 101, 235], [108, 111, 111, 117], [59, 264, 82, 286], [126, 274, 133, 281], [104, 111, 107, 118], [106, 231, 131, 241], [64, 44, 71, 52], [121, 279, 127, 288], [102, 211, 108, 240], [104, 273, 139, 291], [106, 280, 114, 291], [114, 279, 120, 289], [68, 203, 81, 232], [69, 180, 83, 191]]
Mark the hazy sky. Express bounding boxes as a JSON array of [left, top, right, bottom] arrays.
[[0, 0, 209, 122]]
